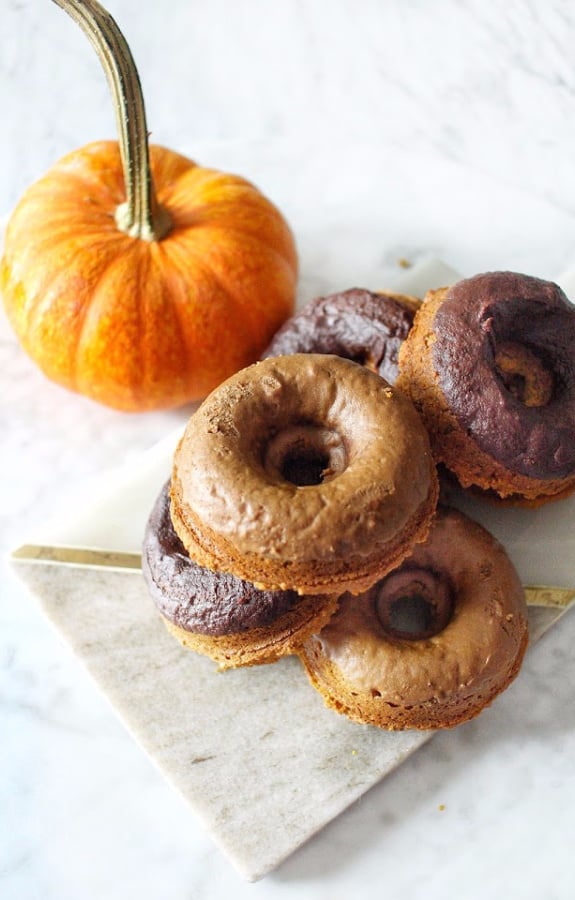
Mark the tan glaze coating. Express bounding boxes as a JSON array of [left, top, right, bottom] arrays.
[[171, 354, 438, 595], [299, 507, 528, 730], [397, 287, 575, 504], [163, 591, 339, 671]]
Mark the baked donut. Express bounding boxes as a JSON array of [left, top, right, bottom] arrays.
[[170, 353, 438, 596], [262, 288, 419, 384], [397, 271, 575, 505], [299, 506, 529, 730], [142, 481, 339, 669]]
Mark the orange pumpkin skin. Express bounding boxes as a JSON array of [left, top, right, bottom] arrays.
[[1, 141, 298, 411]]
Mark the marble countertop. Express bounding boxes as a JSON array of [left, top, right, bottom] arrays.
[[1, 1, 574, 898]]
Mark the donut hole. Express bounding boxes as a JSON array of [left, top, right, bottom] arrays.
[[281, 445, 330, 486], [264, 423, 347, 487], [494, 341, 554, 407], [374, 567, 454, 641], [388, 594, 435, 637]]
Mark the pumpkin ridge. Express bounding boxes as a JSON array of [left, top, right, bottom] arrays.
[[159, 167, 254, 207], [8, 229, 125, 297], [51, 142, 126, 205], [156, 238, 257, 388], [191, 221, 298, 273], [73, 244, 149, 401], [158, 175, 296, 267], [71, 243, 140, 391], [13, 242, 96, 341], [166, 228, 295, 345], [164, 177, 293, 250], [161, 235, 260, 353], [167, 210, 297, 267], [18, 168, 125, 213], [132, 246, 152, 407], [13, 217, 122, 245], [13, 234, 124, 341], [148, 144, 199, 194], [147, 247, 198, 399]]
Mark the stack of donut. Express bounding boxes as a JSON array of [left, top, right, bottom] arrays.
[[143, 348, 439, 668], [143, 274, 575, 730]]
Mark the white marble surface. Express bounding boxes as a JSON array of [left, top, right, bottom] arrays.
[[1, 1, 575, 898]]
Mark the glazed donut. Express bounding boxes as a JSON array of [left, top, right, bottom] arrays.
[[142, 482, 339, 669], [299, 507, 529, 730], [170, 353, 438, 596], [262, 288, 419, 384], [397, 271, 575, 504]]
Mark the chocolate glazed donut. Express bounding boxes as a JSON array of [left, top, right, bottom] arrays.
[[143, 482, 300, 634], [142, 481, 339, 669], [398, 271, 575, 503], [262, 288, 418, 384], [299, 507, 529, 730]]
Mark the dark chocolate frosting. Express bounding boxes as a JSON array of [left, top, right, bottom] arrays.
[[142, 482, 299, 635], [262, 288, 414, 384], [432, 271, 575, 479]]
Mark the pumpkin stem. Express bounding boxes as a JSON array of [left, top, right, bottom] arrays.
[[53, 0, 172, 241]]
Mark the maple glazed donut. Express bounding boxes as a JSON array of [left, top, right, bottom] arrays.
[[299, 507, 529, 730], [262, 288, 419, 384], [397, 271, 575, 505], [170, 353, 438, 596], [142, 482, 339, 669]]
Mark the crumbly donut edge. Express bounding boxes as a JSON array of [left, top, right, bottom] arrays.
[[298, 624, 529, 731], [162, 590, 340, 670]]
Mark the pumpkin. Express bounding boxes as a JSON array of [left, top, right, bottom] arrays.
[[1, 0, 297, 411]]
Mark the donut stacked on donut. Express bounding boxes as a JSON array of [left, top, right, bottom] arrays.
[[170, 353, 438, 597], [142, 482, 339, 669], [141, 271, 555, 729], [143, 353, 439, 668], [299, 506, 529, 730], [262, 288, 419, 384], [397, 271, 575, 505]]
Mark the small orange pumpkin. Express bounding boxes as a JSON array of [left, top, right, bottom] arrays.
[[1, 0, 297, 411]]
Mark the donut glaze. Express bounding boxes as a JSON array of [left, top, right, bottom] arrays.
[[142, 481, 300, 634], [300, 507, 529, 730], [398, 272, 575, 502], [142, 481, 339, 668], [433, 272, 575, 478], [171, 353, 438, 595], [262, 288, 417, 383]]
